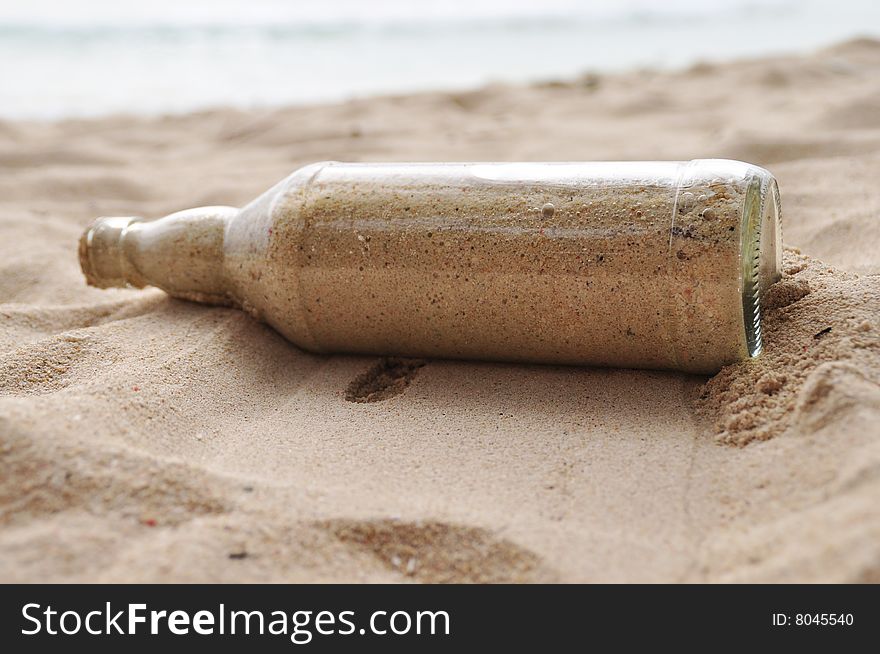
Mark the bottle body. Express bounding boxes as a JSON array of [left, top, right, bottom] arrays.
[[80, 160, 782, 374]]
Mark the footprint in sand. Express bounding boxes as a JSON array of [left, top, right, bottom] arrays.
[[321, 518, 554, 583], [344, 357, 426, 403]]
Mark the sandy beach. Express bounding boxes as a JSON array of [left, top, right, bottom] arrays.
[[1, 38, 879, 583]]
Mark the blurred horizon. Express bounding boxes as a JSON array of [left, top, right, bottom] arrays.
[[2, 0, 880, 120]]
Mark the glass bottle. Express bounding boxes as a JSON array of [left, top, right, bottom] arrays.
[[79, 159, 782, 373]]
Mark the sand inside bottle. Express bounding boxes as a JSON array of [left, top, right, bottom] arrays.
[[254, 162, 770, 373]]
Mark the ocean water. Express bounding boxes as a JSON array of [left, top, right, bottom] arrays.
[[1, 0, 879, 119]]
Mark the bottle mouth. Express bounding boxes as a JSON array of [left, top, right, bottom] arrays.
[[740, 174, 783, 358], [79, 216, 142, 288]]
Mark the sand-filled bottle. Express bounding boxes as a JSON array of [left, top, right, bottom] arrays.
[[79, 160, 782, 373]]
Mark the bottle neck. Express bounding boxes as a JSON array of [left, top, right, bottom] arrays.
[[79, 206, 237, 305]]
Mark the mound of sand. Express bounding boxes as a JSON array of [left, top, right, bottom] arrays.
[[704, 249, 879, 446], [1, 39, 879, 582]]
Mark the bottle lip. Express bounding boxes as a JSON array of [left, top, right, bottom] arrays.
[[79, 216, 142, 288]]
